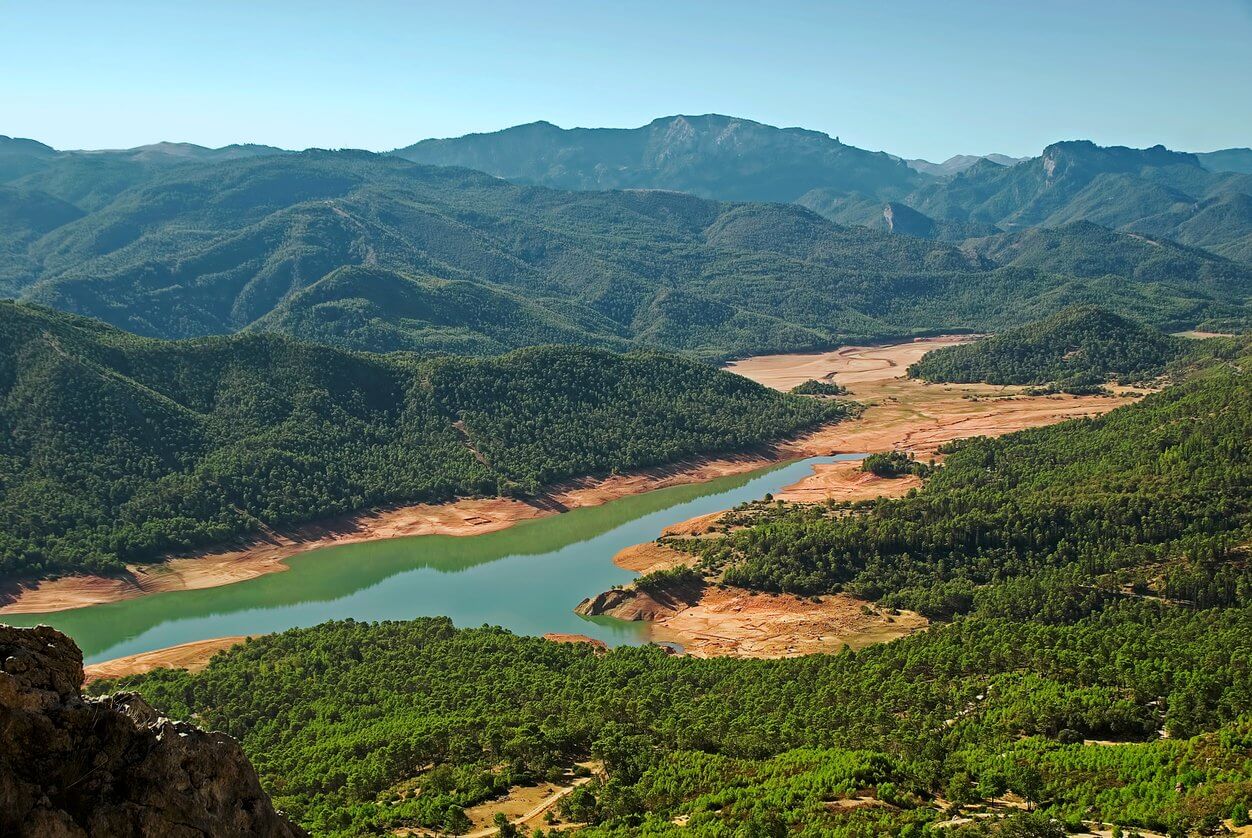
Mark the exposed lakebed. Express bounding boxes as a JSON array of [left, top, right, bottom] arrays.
[[9, 455, 862, 663]]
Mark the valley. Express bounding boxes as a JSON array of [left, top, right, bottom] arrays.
[[9, 337, 1135, 680], [4, 25, 1252, 831], [0, 338, 1125, 617]]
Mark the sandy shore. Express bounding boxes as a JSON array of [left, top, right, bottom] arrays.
[[730, 337, 1129, 455], [626, 337, 1131, 558], [83, 636, 249, 684], [0, 445, 844, 616], [0, 497, 549, 615]]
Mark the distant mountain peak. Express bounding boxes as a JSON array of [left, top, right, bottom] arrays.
[[393, 114, 920, 204], [905, 153, 1024, 177]]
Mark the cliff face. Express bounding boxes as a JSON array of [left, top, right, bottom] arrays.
[[0, 625, 304, 838]]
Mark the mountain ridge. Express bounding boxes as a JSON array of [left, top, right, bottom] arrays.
[[2, 149, 1248, 356]]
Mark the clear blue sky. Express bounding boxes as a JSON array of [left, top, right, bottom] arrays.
[[3, 0, 1249, 160]]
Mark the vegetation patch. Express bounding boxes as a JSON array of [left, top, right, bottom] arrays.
[[907, 305, 1184, 387], [789, 379, 849, 396]]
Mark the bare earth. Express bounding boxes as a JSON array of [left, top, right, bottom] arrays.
[[542, 633, 608, 650], [585, 584, 928, 658], [613, 541, 699, 574], [82, 636, 249, 684], [397, 767, 597, 837], [1173, 330, 1234, 339], [731, 337, 1130, 502]]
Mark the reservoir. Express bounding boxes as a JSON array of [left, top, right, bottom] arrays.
[[9, 455, 861, 663]]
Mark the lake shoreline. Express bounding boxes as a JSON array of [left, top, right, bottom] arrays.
[[0, 431, 848, 616], [83, 636, 251, 684], [21, 336, 1138, 679]]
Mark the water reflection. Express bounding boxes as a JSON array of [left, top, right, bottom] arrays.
[[9, 456, 860, 662]]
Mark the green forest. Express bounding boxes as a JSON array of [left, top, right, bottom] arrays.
[[99, 342, 1252, 837], [104, 603, 1252, 836], [0, 302, 841, 581], [3, 148, 1249, 360], [906, 306, 1185, 387]]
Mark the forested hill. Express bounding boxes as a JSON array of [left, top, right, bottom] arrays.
[[0, 302, 841, 582], [3, 146, 1249, 359], [685, 338, 1251, 616], [107, 345, 1252, 836], [906, 305, 1185, 386]]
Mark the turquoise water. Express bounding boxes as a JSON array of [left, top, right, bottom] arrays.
[[8, 455, 860, 663]]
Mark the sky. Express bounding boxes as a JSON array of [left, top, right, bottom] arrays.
[[3, 0, 1250, 161]]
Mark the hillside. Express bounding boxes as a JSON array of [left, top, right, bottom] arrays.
[[3, 148, 1248, 359], [0, 135, 57, 181], [0, 302, 839, 582], [907, 140, 1252, 262], [961, 220, 1245, 283], [105, 348, 1252, 836], [250, 265, 632, 355], [1197, 147, 1252, 174], [393, 114, 926, 203], [906, 306, 1184, 386]]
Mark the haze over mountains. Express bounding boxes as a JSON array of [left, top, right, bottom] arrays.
[[394, 116, 1252, 258], [902, 153, 1025, 178], [2, 116, 1251, 358]]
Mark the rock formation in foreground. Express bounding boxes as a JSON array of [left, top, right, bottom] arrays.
[[0, 624, 304, 838]]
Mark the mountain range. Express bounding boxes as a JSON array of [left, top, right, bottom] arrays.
[[393, 115, 925, 204], [2, 118, 1251, 358], [392, 118, 1252, 259], [2, 144, 1249, 359]]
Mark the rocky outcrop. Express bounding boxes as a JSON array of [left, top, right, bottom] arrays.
[[882, 202, 936, 238], [0, 625, 304, 838], [575, 579, 704, 622]]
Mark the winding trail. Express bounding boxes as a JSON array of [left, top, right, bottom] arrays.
[[395, 775, 592, 837]]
